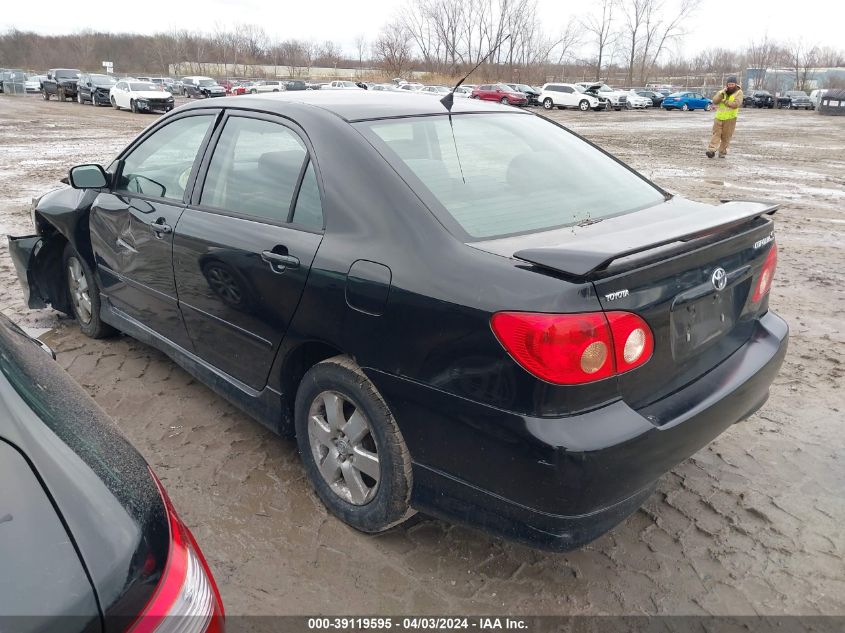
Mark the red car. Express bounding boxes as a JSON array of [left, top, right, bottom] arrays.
[[228, 84, 248, 96], [470, 83, 528, 106]]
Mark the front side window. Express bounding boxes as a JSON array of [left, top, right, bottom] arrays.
[[117, 115, 214, 201], [200, 117, 308, 223], [360, 113, 664, 239]]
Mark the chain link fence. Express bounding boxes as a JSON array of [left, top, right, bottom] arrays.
[[1, 70, 37, 95]]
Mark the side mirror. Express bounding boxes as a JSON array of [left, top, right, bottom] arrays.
[[68, 164, 109, 189]]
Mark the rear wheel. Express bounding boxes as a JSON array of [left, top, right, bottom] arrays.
[[295, 355, 413, 533], [681, 103, 689, 111], [579, 99, 590, 111], [111, 96, 119, 110], [63, 244, 116, 339], [542, 97, 554, 110]]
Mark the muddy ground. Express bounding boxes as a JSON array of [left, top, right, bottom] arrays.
[[0, 95, 843, 617]]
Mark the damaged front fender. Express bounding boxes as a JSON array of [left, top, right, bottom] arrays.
[[7, 235, 71, 314]]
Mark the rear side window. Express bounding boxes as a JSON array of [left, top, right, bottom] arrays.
[[291, 161, 323, 230], [200, 117, 308, 223], [360, 113, 664, 240]]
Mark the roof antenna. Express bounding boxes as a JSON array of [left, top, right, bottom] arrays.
[[441, 34, 511, 111]]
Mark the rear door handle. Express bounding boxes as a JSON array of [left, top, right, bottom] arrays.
[[261, 250, 300, 271]]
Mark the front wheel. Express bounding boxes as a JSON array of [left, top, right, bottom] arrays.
[[295, 355, 414, 533], [130, 99, 138, 113], [579, 99, 590, 111], [42, 89, 50, 101], [77, 92, 83, 104], [542, 97, 553, 110], [500, 97, 509, 104], [625, 101, 632, 110], [704, 103, 712, 111], [63, 244, 116, 339], [57, 87, 65, 101], [111, 97, 119, 110]]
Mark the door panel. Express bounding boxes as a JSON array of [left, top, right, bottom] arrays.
[[173, 114, 324, 389], [91, 113, 217, 350]]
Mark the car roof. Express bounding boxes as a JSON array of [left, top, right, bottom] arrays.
[[180, 90, 528, 122]]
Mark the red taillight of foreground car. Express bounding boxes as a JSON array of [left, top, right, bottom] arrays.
[[752, 241, 778, 303], [490, 311, 654, 385], [129, 470, 225, 633]]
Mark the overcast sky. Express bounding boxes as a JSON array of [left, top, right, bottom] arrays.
[[3, 0, 844, 60]]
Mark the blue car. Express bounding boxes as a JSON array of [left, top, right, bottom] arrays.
[[662, 91, 713, 111]]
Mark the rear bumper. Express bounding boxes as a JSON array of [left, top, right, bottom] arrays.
[[368, 311, 788, 550]]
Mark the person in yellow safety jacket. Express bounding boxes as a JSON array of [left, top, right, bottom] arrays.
[[706, 76, 743, 158]]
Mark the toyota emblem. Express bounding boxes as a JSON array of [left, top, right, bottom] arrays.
[[711, 267, 727, 291]]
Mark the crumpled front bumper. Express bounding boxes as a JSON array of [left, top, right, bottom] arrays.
[[7, 235, 48, 309]]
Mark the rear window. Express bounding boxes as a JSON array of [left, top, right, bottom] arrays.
[[359, 113, 664, 239]]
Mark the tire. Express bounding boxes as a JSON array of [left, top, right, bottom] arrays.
[[57, 87, 65, 101], [681, 103, 689, 111], [63, 244, 116, 339], [295, 355, 414, 533], [250, 89, 257, 94], [579, 99, 590, 111], [541, 98, 553, 110], [77, 92, 83, 104], [614, 106, 622, 111], [500, 97, 509, 104], [130, 99, 138, 113], [705, 103, 712, 111], [625, 101, 632, 110], [111, 96, 119, 110], [42, 89, 50, 101]]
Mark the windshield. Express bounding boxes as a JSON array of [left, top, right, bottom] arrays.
[[198, 79, 217, 86], [91, 74, 116, 84], [56, 70, 80, 79], [130, 83, 158, 91], [360, 113, 664, 240]]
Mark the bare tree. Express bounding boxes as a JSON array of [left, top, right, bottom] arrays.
[[582, 0, 617, 81], [620, 0, 650, 85], [638, 0, 700, 85], [373, 22, 413, 78], [355, 33, 367, 73], [787, 39, 819, 91]]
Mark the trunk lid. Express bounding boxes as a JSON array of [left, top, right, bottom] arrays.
[[474, 197, 778, 409]]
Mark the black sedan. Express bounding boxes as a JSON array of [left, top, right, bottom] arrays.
[[0, 312, 224, 631], [77, 73, 118, 106], [744, 90, 775, 108], [8, 91, 788, 550], [636, 89, 664, 107]]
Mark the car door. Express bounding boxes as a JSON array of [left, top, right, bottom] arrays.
[[89, 111, 219, 350], [172, 112, 324, 389], [559, 86, 576, 107]]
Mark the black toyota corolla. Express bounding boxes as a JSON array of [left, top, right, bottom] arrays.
[[0, 312, 224, 631], [7, 91, 788, 550]]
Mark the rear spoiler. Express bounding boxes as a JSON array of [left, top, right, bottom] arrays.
[[513, 200, 778, 279]]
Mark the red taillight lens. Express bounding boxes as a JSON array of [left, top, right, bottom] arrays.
[[752, 242, 778, 303], [605, 311, 654, 373], [491, 311, 654, 385], [129, 471, 225, 633]]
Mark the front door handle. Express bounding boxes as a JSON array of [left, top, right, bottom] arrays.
[[261, 250, 300, 272], [151, 219, 172, 236]]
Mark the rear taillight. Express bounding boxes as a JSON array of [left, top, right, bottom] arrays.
[[490, 311, 654, 385], [752, 242, 778, 303], [129, 471, 225, 633]]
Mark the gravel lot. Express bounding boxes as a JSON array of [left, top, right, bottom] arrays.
[[1, 95, 843, 617]]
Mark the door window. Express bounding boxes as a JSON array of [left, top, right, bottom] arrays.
[[117, 115, 215, 201], [200, 117, 308, 223]]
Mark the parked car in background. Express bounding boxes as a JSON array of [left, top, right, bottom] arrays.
[[227, 82, 249, 96], [110, 79, 175, 113], [286, 80, 308, 91], [471, 83, 528, 106], [809, 89, 828, 109], [635, 90, 664, 107], [539, 83, 603, 111], [454, 85, 473, 98], [25, 73, 46, 93], [624, 90, 652, 109], [0, 311, 225, 631], [0, 69, 27, 93], [397, 82, 424, 91], [76, 73, 117, 106], [369, 83, 398, 92], [506, 83, 541, 106], [662, 91, 713, 111], [249, 80, 286, 93], [41, 68, 81, 101], [8, 91, 787, 552], [182, 76, 226, 98], [778, 90, 813, 109], [149, 76, 177, 93], [743, 90, 775, 108], [576, 82, 628, 110], [419, 85, 451, 96], [326, 80, 363, 90]]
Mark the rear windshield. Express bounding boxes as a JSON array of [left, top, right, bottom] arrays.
[[359, 113, 664, 239]]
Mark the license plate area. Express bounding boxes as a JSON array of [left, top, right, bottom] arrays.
[[671, 283, 744, 361]]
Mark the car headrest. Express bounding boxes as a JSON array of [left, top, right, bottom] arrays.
[[257, 151, 306, 177]]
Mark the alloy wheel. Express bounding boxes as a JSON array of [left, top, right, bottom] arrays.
[[67, 257, 92, 324], [307, 391, 380, 505], [543, 98, 553, 110]]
